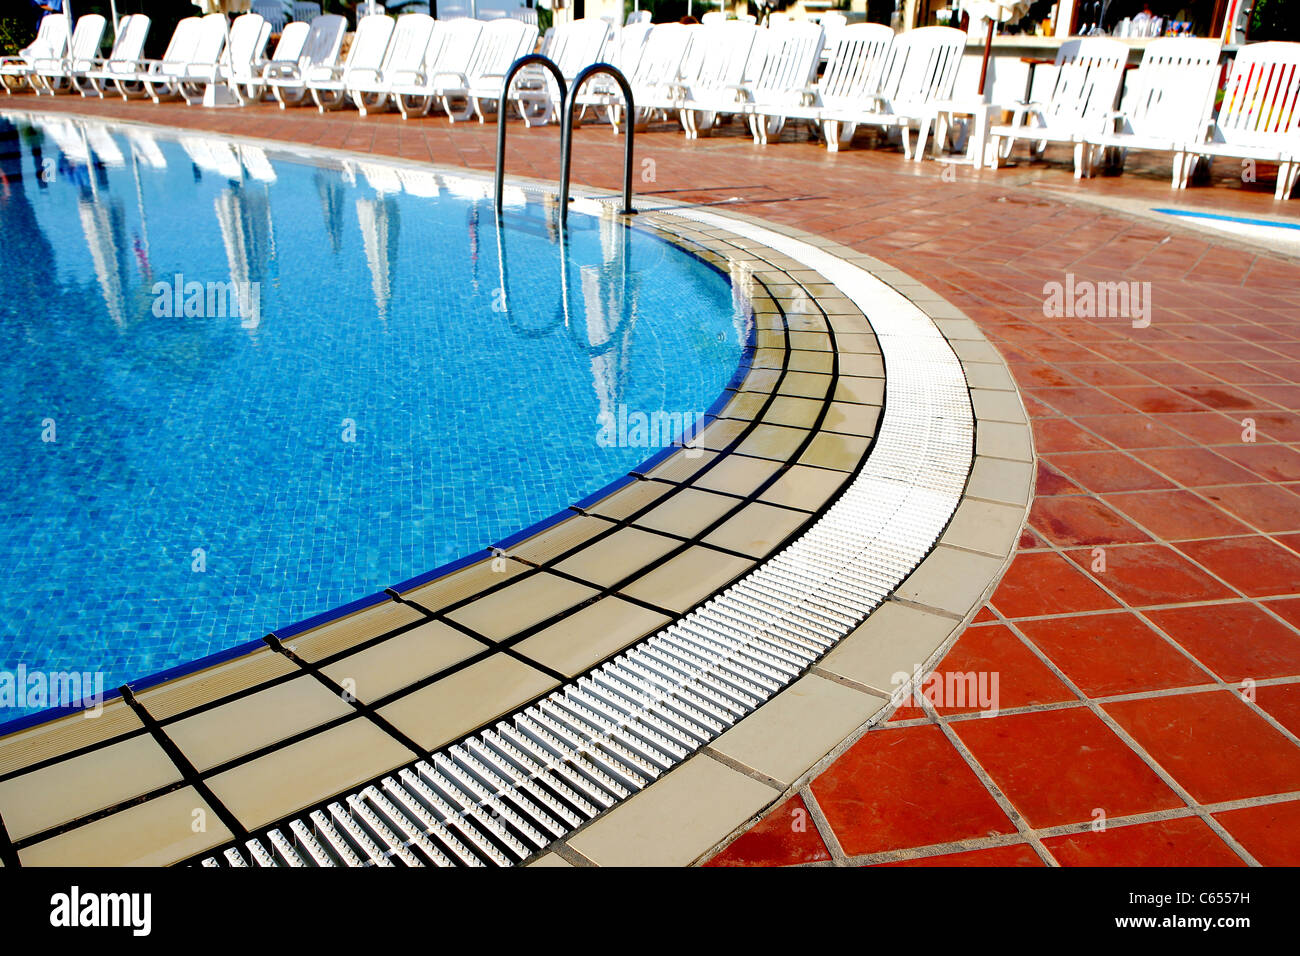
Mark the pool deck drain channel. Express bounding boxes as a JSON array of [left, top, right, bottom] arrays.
[[197, 206, 976, 868]]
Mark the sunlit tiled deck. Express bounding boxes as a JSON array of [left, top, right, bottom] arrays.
[[2, 91, 1299, 866]]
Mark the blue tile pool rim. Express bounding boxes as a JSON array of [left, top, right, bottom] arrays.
[[0, 117, 758, 738]]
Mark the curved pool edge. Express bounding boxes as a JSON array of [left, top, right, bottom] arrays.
[[0, 119, 1035, 867], [0, 112, 758, 739]]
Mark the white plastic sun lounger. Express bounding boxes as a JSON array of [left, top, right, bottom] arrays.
[[675, 19, 762, 139], [179, 13, 271, 106], [575, 20, 654, 126], [347, 13, 435, 116], [143, 14, 229, 103], [71, 14, 151, 98], [1077, 38, 1222, 183], [309, 14, 395, 112], [30, 14, 105, 95], [264, 14, 347, 108], [106, 16, 203, 100], [739, 21, 826, 144], [446, 18, 539, 124], [390, 17, 484, 120], [749, 23, 893, 149], [505, 17, 611, 126], [588, 21, 693, 130], [987, 37, 1129, 173], [818, 26, 965, 156], [1, 14, 69, 93], [1177, 41, 1300, 200], [236, 19, 309, 104]]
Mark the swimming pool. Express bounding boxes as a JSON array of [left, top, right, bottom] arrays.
[[0, 114, 749, 722]]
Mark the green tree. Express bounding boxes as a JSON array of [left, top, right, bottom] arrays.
[[1249, 0, 1299, 41]]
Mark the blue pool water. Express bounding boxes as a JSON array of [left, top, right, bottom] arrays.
[[0, 113, 749, 721]]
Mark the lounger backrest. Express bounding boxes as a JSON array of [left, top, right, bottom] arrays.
[[817, 22, 894, 109], [301, 14, 347, 70], [342, 13, 396, 77], [187, 13, 230, 69], [548, 17, 614, 81], [424, 18, 484, 79], [682, 20, 760, 92], [268, 21, 310, 65], [747, 20, 823, 99], [108, 14, 151, 67], [1119, 38, 1222, 141], [1214, 41, 1300, 146], [465, 18, 538, 83], [879, 26, 964, 112], [66, 15, 107, 71], [1040, 37, 1128, 132], [26, 14, 70, 61], [159, 17, 204, 69], [378, 13, 435, 80], [224, 13, 270, 78], [631, 23, 692, 89], [610, 22, 653, 74]]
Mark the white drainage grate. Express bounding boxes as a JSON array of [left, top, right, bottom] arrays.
[[199, 212, 974, 868]]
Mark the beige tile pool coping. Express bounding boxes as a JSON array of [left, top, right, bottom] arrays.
[[0, 144, 1033, 866]]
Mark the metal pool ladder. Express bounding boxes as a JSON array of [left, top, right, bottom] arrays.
[[494, 56, 637, 226]]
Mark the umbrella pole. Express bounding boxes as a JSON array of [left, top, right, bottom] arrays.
[[109, 0, 118, 39], [977, 17, 994, 97]]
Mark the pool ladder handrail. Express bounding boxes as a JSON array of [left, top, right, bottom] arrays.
[[494, 56, 637, 226]]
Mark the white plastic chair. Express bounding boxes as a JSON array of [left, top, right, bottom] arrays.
[[676, 19, 762, 138], [389, 17, 484, 120], [741, 20, 825, 144], [179, 13, 271, 105], [348, 13, 435, 115], [501, 17, 607, 126], [72, 13, 151, 98], [1079, 38, 1223, 183], [238, 20, 308, 102], [750, 23, 893, 149], [264, 13, 347, 107], [1180, 41, 1300, 200], [309, 14, 395, 111], [818, 26, 965, 156], [106, 15, 201, 101], [603, 22, 694, 129], [31, 14, 105, 94], [143, 13, 227, 102], [0, 14, 70, 92], [987, 37, 1129, 173]]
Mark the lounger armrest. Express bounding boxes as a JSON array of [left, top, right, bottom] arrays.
[[722, 83, 753, 103], [262, 62, 303, 80]]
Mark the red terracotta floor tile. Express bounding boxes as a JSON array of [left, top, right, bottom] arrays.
[[1145, 603, 1300, 682], [1159, 411, 1253, 445], [1064, 543, 1236, 606], [1016, 613, 1211, 697], [1104, 690, 1300, 803], [1213, 800, 1300, 866], [1028, 387, 1133, 418], [1195, 483, 1300, 534], [704, 795, 831, 867], [1044, 451, 1175, 494], [1035, 462, 1084, 496], [810, 725, 1015, 855], [990, 552, 1122, 619], [873, 844, 1045, 867], [1173, 383, 1270, 412], [1029, 496, 1151, 547], [902, 625, 1075, 715], [1102, 489, 1252, 540], [1176, 536, 1300, 598], [1264, 597, 1300, 630], [1130, 447, 1262, 487], [953, 708, 1183, 828], [1042, 817, 1244, 867], [1254, 682, 1300, 738], [1215, 443, 1300, 482], [1072, 414, 1187, 449], [1032, 418, 1110, 453], [1102, 385, 1209, 415]]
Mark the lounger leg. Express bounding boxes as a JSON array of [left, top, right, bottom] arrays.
[[822, 119, 839, 152], [1073, 142, 1086, 179], [912, 119, 929, 162], [900, 124, 914, 161]]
